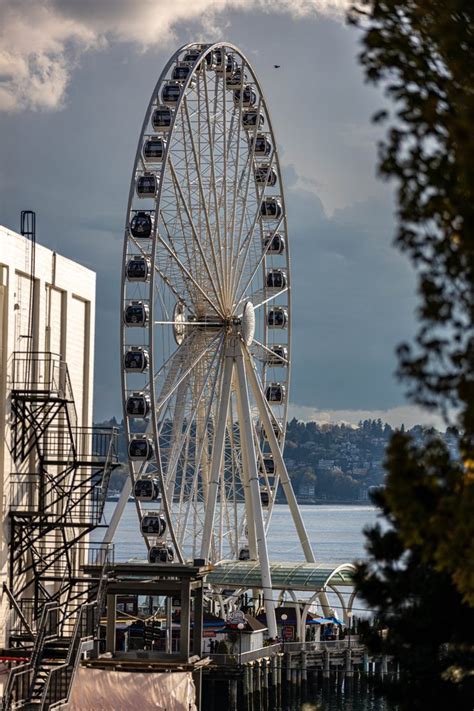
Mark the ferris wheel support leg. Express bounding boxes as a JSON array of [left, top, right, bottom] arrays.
[[244, 348, 316, 564], [235, 345, 277, 639], [234, 372, 258, 562], [200, 350, 234, 560], [102, 476, 132, 545]]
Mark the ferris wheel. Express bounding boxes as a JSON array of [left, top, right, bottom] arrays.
[[112, 42, 315, 635]]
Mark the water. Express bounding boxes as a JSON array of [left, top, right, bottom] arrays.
[[280, 679, 392, 711], [99, 502, 381, 620], [102, 501, 379, 565]]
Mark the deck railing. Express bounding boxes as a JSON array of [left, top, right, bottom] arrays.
[[281, 638, 362, 652], [208, 642, 281, 665], [208, 639, 365, 666]]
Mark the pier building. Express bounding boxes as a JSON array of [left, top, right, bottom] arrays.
[[0, 215, 119, 708]]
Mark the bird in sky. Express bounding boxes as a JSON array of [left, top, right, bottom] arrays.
[[274, 65, 281, 69]]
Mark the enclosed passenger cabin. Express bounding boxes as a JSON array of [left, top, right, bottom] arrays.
[[172, 63, 192, 82], [130, 211, 153, 239], [129, 436, 154, 461], [134, 476, 160, 501], [204, 49, 218, 70], [242, 110, 265, 130], [234, 85, 256, 107], [124, 301, 148, 327], [151, 106, 173, 132], [261, 420, 282, 441], [252, 134, 272, 157], [266, 269, 287, 289], [136, 173, 158, 199], [148, 545, 174, 563], [123, 347, 149, 373], [260, 488, 270, 508], [126, 256, 150, 282], [161, 82, 181, 105], [259, 456, 275, 475], [261, 198, 282, 220], [214, 49, 235, 76], [183, 48, 201, 63], [141, 512, 166, 537], [264, 232, 285, 255], [226, 67, 246, 89], [265, 383, 286, 405], [239, 547, 250, 561], [212, 47, 223, 69], [266, 345, 288, 366], [255, 164, 277, 186], [126, 392, 151, 418], [143, 137, 166, 163], [267, 307, 288, 329]]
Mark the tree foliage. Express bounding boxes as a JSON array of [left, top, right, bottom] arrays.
[[353, 481, 474, 710], [349, 0, 474, 432], [348, 0, 474, 706]]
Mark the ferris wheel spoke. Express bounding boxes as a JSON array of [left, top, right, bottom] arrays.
[[228, 98, 262, 302], [179, 113, 193, 219], [245, 287, 289, 313], [177, 357, 222, 550], [152, 263, 192, 318], [226, 83, 245, 304], [151, 329, 197, 391], [232, 151, 277, 305], [234, 195, 282, 307], [200, 349, 233, 559], [158, 336, 222, 561], [155, 332, 222, 412], [162, 186, 203, 305], [201, 69, 227, 307], [181, 96, 226, 305], [168, 160, 225, 312], [251, 337, 290, 366], [157, 213, 223, 317], [164, 335, 224, 501]]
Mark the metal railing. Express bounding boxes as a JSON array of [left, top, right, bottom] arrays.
[[41, 426, 118, 464], [10, 352, 69, 397], [209, 642, 281, 666], [281, 638, 363, 652], [3, 598, 101, 711], [40, 602, 97, 710], [2, 602, 60, 711], [9, 351, 78, 466]]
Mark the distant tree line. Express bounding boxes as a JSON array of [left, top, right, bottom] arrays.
[[96, 415, 449, 503]]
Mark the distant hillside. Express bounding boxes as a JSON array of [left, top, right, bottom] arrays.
[[95, 416, 456, 503]]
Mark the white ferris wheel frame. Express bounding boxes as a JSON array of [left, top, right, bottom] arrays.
[[109, 42, 315, 638]]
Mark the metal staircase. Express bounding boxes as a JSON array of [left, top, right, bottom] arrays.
[[2, 351, 118, 709]]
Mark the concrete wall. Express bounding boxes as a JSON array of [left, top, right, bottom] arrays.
[[0, 224, 96, 633]]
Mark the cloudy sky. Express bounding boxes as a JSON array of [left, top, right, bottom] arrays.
[[0, 0, 440, 428]]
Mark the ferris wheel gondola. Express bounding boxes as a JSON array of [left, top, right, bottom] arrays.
[[114, 42, 315, 637]]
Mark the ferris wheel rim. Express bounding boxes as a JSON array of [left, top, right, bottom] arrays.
[[120, 41, 292, 564]]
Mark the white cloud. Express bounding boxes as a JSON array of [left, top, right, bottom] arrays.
[[0, 0, 349, 112], [288, 403, 446, 431]]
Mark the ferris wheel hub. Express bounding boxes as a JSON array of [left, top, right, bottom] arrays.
[[241, 301, 256, 346]]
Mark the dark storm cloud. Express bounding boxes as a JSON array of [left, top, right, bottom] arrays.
[[0, 9, 416, 422], [286, 180, 415, 411]]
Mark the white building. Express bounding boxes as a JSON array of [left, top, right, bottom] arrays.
[[0, 222, 96, 639]]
